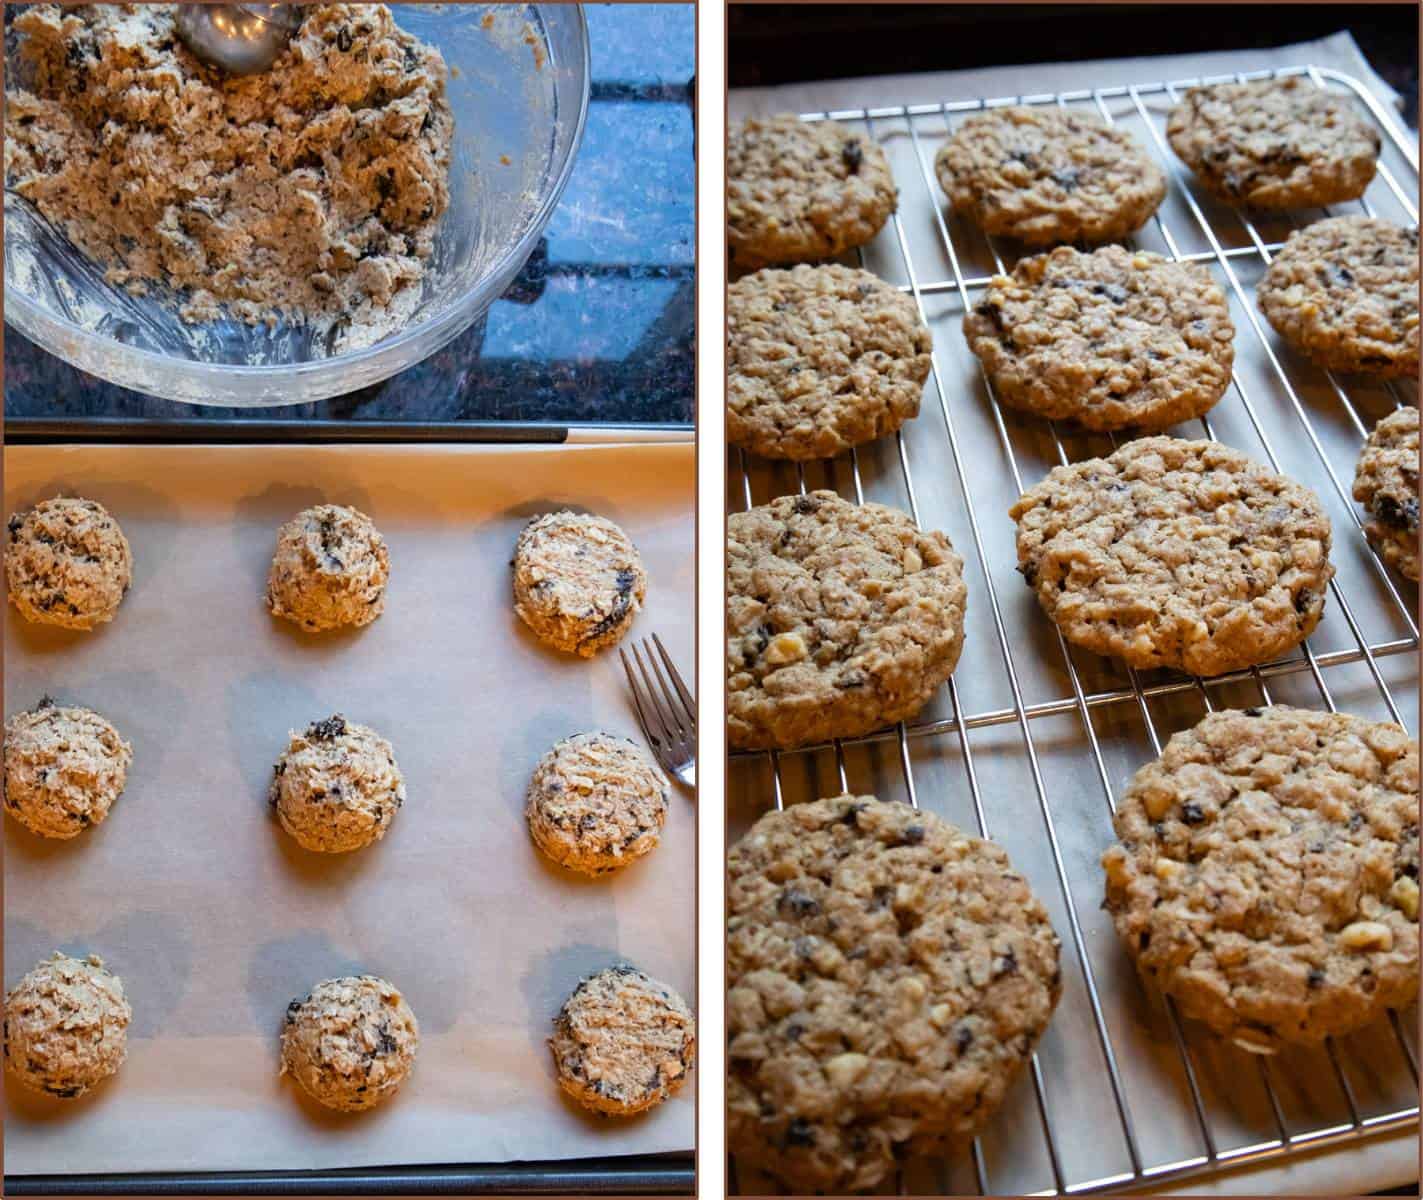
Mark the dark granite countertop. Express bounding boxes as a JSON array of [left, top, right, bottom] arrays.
[[4, 3, 694, 430]]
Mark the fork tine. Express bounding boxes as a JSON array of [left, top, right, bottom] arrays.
[[641, 642, 688, 739], [638, 639, 689, 755], [620, 644, 669, 752], [652, 632, 695, 726]]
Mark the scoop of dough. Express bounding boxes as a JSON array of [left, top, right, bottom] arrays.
[[281, 975, 419, 1112], [5, 497, 132, 630], [4, 952, 131, 1098], [266, 505, 389, 633], [269, 715, 404, 853], [4, 698, 133, 839]]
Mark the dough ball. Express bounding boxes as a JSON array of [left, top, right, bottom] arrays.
[[6, 497, 132, 630], [281, 975, 419, 1112], [512, 512, 646, 657], [550, 965, 695, 1116], [4, 698, 133, 839], [4, 952, 131, 1098], [525, 733, 668, 875], [266, 505, 389, 633], [269, 715, 404, 854]]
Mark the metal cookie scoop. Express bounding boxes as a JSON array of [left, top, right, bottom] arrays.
[[174, 4, 301, 76]]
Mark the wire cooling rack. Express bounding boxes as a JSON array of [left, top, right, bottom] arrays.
[[727, 65, 1420, 1196]]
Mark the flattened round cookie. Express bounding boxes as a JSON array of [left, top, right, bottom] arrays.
[[512, 512, 646, 658], [4, 952, 131, 1098], [550, 965, 695, 1116], [934, 106, 1166, 245], [965, 245, 1235, 431], [1258, 216, 1419, 378], [1102, 706, 1419, 1052], [728, 265, 931, 460], [1010, 437, 1334, 677], [4, 698, 132, 839], [6, 497, 131, 630], [1353, 406, 1420, 581], [728, 491, 967, 750], [281, 975, 419, 1112], [525, 733, 668, 876], [265, 504, 389, 633], [728, 115, 897, 271], [728, 795, 1062, 1193], [1167, 76, 1380, 209], [269, 715, 405, 853]]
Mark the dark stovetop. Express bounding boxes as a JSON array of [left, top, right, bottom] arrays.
[[3, 4, 695, 430]]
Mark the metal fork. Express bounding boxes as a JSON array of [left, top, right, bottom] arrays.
[[620, 633, 695, 790]]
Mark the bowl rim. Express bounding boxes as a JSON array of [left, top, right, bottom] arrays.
[[3, 2, 593, 383]]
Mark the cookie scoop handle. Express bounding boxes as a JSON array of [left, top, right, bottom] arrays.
[[174, 5, 301, 76]]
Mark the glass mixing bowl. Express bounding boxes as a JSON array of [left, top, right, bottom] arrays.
[[3, 3, 589, 406]]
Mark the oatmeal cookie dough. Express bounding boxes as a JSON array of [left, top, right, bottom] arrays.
[[1166, 76, 1380, 209], [964, 245, 1236, 431], [269, 715, 405, 853], [4, 4, 452, 343], [1257, 217, 1420, 378], [550, 965, 695, 1117], [728, 264, 932, 460], [1102, 706, 1419, 1052], [728, 491, 967, 750], [281, 974, 419, 1112], [728, 115, 897, 271], [728, 795, 1062, 1194], [1010, 437, 1334, 677], [4, 698, 132, 839], [512, 512, 647, 658], [4, 952, 131, 1099], [6, 496, 132, 630], [934, 106, 1166, 245], [266, 504, 389, 633], [1353, 406, 1420, 581], [525, 733, 668, 876]]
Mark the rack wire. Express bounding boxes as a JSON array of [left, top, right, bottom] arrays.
[[728, 65, 1420, 1195]]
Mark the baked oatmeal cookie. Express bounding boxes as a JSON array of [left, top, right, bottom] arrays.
[[1010, 437, 1334, 676], [728, 115, 896, 271], [1258, 216, 1419, 378], [6, 496, 132, 631], [728, 264, 931, 460], [4, 952, 131, 1098], [550, 965, 695, 1117], [727, 491, 967, 750], [4, 3, 452, 344], [281, 974, 419, 1112], [266, 504, 390, 633], [964, 245, 1236, 430], [269, 715, 405, 853], [524, 732, 668, 876], [512, 512, 646, 658], [1166, 76, 1379, 209], [728, 795, 1062, 1193], [4, 697, 132, 839], [1102, 706, 1419, 1051], [934, 106, 1166, 245], [1353, 406, 1419, 580]]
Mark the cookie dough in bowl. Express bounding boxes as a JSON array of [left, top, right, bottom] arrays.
[[4, 697, 133, 839], [512, 511, 647, 658], [525, 733, 669, 876], [4, 951, 132, 1099], [550, 965, 696, 1116], [269, 715, 405, 853], [6, 496, 132, 630], [281, 974, 419, 1112], [266, 504, 390, 633]]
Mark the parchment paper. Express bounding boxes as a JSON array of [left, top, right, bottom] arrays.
[[3, 441, 695, 1176], [730, 33, 1419, 1199]]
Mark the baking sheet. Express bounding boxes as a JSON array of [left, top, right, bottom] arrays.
[[3, 441, 695, 1176], [728, 37, 1420, 1199]]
